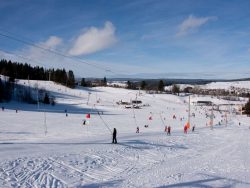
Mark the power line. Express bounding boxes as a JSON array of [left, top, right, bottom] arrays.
[[0, 31, 116, 74], [0, 48, 51, 68]]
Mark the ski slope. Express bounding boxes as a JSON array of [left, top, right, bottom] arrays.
[[0, 79, 250, 187]]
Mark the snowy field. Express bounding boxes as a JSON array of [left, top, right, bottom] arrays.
[[165, 80, 250, 92], [0, 80, 250, 187]]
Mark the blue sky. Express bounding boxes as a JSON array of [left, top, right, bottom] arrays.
[[0, 0, 250, 79]]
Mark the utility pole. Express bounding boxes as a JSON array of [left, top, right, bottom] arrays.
[[37, 82, 40, 110], [49, 71, 51, 81], [44, 110, 47, 135], [225, 111, 228, 126], [87, 92, 91, 105], [188, 95, 191, 126], [210, 104, 214, 129], [132, 100, 137, 127]]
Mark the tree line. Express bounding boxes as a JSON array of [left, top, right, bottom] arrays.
[[0, 59, 75, 88], [126, 80, 180, 94]]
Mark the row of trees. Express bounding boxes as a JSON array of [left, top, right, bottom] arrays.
[[0, 79, 12, 102], [244, 98, 250, 115], [80, 77, 107, 87], [126, 80, 180, 94], [0, 77, 55, 105], [0, 59, 75, 88]]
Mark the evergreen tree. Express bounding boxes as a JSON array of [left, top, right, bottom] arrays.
[[0, 79, 3, 102], [67, 70, 75, 88], [172, 84, 180, 95], [43, 93, 50, 104], [158, 80, 165, 92], [80, 78, 87, 87], [3, 79, 12, 101], [140, 80, 147, 90], [245, 98, 250, 115], [0, 59, 76, 89], [127, 81, 132, 89], [103, 77, 107, 86]]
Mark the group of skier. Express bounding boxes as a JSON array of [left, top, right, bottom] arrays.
[[112, 123, 197, 144], [165, 126, 171, 135]]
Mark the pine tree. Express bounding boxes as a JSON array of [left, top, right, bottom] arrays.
[[245, 98, 250, 115], [43, 93, 50, 104], [80, 78, 87, 87], [0, 59, 76, 88], [140, 80, 147, 90], [158, 80, 165, 92], [0, 79, 3, 102], [172, 84, 180, 95], [103, 77, 107, 86], [67, 70, 75, 88], [3, 79, 12, 101], [127, 81, 132, 89]]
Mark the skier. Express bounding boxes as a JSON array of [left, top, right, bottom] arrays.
[[184, 125, 188, 134], [167, 126, 171, 135], [165, 126, 168, 132], [83, 119, 86, 125], [1, 106, 4, 111], [136, 126, 139, 133], [112, 128, 117, 144], [192, 125, 195, 132]]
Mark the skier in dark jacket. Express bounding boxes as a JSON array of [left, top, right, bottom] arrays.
[[167, 126, 171, 135], [112, 128, 117, 144], [136, 126, 139, 133]]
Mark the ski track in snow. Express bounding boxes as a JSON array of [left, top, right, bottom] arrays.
[[1, 126, 250, 187], [0, 143, 163, 187]]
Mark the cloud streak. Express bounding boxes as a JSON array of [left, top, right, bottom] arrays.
[[20, 36, 63, 63], [176, 15, 217, 37], [40, 36, 62, 49], [68, 21, 117, 56]]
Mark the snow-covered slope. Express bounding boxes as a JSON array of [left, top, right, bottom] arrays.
[[204, 81, 250, 90], [0, 78, 250, 187], [165, 80, 250, 92]]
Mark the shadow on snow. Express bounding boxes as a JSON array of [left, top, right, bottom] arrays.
[[157, 173, 250, 188]]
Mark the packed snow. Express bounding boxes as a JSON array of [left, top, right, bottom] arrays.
[[0, 79, 250, 187]]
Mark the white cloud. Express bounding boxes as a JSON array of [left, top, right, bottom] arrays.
[[16, 36, 65, 68], [68, 21, 117, 56], [40, 36, 62, 49], [176, 15, 217, 37], [21, 36, 62, 62]]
